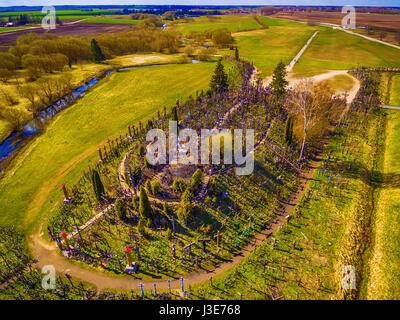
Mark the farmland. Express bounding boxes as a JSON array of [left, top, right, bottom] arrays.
[[0, 62, 216, 230], [0, 6, 400, 303], [231, 17, 317, 77], [171, 15, 262, 34], [273, 10, 400, 45], [292, 28, 400, 77]]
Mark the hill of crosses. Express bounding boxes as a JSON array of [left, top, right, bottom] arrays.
[[1, 3, 400, 303]]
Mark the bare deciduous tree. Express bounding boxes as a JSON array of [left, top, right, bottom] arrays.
[[287, 80, 344, 161]]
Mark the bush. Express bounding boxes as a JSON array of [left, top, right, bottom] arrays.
[[137, 144, 145, 156], [132, 195, 139, 209], [137, 220, 146, 235], [151, 180, 160, 195], [130, 165, 141, 185], [177, 190, 193, 223], [115, 198, 127, 220], [172, 178, 186, 193], [138, 186, 152, 219], [211, 28, 233, 47], [145, 179, 152, 194], [189, 169, 202, 192]]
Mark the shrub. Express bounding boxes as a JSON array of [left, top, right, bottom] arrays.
[[138, 186, 152, 219], [115, 198, 127, 220], [137, 144, 145, 156], [91, 170, 105, 202], [199, 224, 211, 235], [151, 180, 160, 195], [145, 179, 152, 194], [172, 178, 186, 193], [189, 169, 202, 192], [137, 220, 146, 235], [177, 189, 193, 223], [132, 194, 139, 209], [130, 165, 141, 185]]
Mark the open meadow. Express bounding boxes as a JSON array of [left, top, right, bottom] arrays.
[[171, 14, 262, 34], [0, 62, 216, 231], [1, 5, 400, 302], [231, 17, 317, 78]]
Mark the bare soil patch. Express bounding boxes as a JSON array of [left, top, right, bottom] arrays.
[[0, 23, 135, 47]]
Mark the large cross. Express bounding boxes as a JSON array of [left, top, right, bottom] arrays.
[[198, 239, 211, 253], [132, 233, 143, 260]]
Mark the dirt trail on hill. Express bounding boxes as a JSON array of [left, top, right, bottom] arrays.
[[30, 149, 322, 292], [28, 64, 360, 293], [264, 70, 360, 105]]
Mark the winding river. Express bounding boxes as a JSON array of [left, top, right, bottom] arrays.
[[0, 59, 201, 172]]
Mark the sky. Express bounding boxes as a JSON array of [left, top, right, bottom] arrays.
[[0, 0, 399, 7]]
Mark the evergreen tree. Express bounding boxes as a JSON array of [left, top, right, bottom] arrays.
[[284, 115, 294, 145], [270, 61, 288, 99], [190, 169, 203, 192], [139, 186, 152, 220], [170, 106, 178, 122], [210, 58, 228, 93], [235, 47, 239, 61], [177, 189, 193, 223], [115, 198, 127, 220], [91, 169, 105, 202], [91, 38, 106, 63]]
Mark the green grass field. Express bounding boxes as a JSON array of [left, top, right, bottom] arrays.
[[366, 109, 400, 299], [390, 75, 400, 106], [320, 74, 356, 92], [293, 28, 400, 77], [0, 119, 11, 142], [80, 17, 140, 24], [0, 62, 215, 233], [231, 19, 317, 78], [0, 26, 30, 32], [0, 53, 183, 144], [172, 15, 261, 34]]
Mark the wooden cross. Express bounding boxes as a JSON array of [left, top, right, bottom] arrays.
[[132, 233, 143, 260], [214, 231, 223, 251], [183, 242, 196, 257], [198, 239, 211, 253], [169, 218, 177, 235]]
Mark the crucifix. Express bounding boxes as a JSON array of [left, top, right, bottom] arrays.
[[214, 231, 223, 251], [71, 214, 83, 242], [132, 233, 143, 260], [198, 239, 211, 253], [184, 242, 196, 258], [169, 218, 177, 235], [138, 283, 144, 298]]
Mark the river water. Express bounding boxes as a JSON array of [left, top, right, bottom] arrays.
[[0, 60, 201, 170]]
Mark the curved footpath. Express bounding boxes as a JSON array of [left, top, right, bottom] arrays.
[[29, 75, 360, 292], [27, 31, 360, 292]]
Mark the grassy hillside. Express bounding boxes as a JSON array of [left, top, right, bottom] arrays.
[[232, 24, 317, 78], [294, 28, 400, 77], [172, 15, 261, 34], [366, 109, 400, 299], [0, 53, 183, 144], [80, 17, 140, 24], [0, 62, 215, 232], [390, 75, 400, 106]]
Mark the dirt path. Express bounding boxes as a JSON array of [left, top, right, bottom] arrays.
[[28, 66, 359, 293], [29, 126, 323, 292], [286, 31, 319, 73], [319, 22, 400, 51]]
